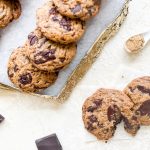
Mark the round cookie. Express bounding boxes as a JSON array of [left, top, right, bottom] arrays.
[[124, 76, 150, 125], [7, 46, 58, 92], [26, 29, 77, 72], [53, 0, 100, 21], [82, 88, 140, 141], [36, 1, 85, 44], [0, 0, 21, 28]]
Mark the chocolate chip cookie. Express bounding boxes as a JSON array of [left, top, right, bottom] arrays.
[[36, 1, 85, 44], [82, 88, 140, 141], [7, 46, 58, 92], [124, 76, 150, 126], [53, 0, 100, 21], [26, 29, 77, 72], [0, 0, 21, 28]]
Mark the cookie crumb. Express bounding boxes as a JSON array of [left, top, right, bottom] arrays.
[[125, 35, 144, 53]]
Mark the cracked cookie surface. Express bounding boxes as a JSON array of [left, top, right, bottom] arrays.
[[124, 76, 150, 125], [82, 88, 140, 141], [26, 29, 77, 72], [36, 1, 85, 44], [7, 46, 58, 92], [0, 0, 21, 28], [53, 0, 100, 21]]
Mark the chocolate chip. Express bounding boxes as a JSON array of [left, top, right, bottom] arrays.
[[19, 73, 32, 85], [28, 35, 38, 45], [35, 133, 62, 150], [87, 105, 97, 112], [14, 65, 18, 72], [59, 58, 65, 63], [70, 4, 81, 14], [52, 16, 59, 22], [34, 49, 56, 64], [59, 17, 71, 31], [107, 105, 122, 125], [136, 100, 150, 116], [49, 8, 58, 15], [93, 99, 102, 107], [88, 115, 97, 123], [0, 114, 5, 123], [137, 85, 150, 95], [87, 122, 95, 131], [123, 116, 140, 134]]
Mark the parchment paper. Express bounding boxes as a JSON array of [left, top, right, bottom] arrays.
[[0, 0, 126, 96]]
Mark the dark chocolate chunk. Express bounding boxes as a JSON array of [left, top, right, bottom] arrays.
[[123, 116, 140, 135], [137, 85, 150, 95], [87, 105, 97, 112], [87, 122, 95, 131], [35, 134, 62, 150], [70, 4, 81, 14], [0, 114, 4, 123], [59, 58, 65, 63], [34, 49, 56, 64], [59, 18, 71, 31], [28, 34, 38, 45], [19, 73, 32, 85], [136, 100, 150, 116], [49, 8, 58, 15], [107, 105, 122, 125], [93, 99, 102, 107], [88, 115, 97, 123]]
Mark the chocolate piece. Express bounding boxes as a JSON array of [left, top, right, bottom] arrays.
[[107, 105, 122, 125], [137, 85, 150, 95], [28, 35, 38, 45], [0, 114, 5, 123], [19, 73, 32, 85], [136, 100, 150, 116], [71, 4, 81, 14], [35, 134, 62, 150]]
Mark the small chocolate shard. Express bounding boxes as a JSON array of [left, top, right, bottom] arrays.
[[19, 73, 32, 85], [28, 35, 38, 45], [0, 114, 4, 123], [35, 133, 62, 150], [137, 85, 150, 95], [136, 100, 150, 116], [59, 17, 71, 31], [107, 105, 122, 125], [88, 115, 97, 123], [70, 4, 81, 14]]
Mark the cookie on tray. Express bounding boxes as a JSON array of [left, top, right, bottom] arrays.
[[124, 76, 150, 126], [0, 0, 21, 28], [53, 0, 100, 21], [26, 29, 77, 72], [7, 46, 58, 92], [36, 1, 85, 44], [82, 88, 140, 141]]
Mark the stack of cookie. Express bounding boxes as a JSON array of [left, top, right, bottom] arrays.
[[0, 0, 21, 28], [7, 0, 100, 92]]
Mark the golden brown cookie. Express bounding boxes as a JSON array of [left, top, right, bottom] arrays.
[[124, 76, 150, 126], [26, 29, 77, 72], [53, 0, 100, 21], [82, 88, 140, 141], [0, 0, 21, 28], [7, 46, 58, 92], [36, 0, 85, 44]]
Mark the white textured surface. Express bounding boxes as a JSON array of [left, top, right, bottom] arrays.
[[1, 0, 150, 149]]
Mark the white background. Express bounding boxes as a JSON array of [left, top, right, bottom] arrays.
[[0, 0, 150, 149]]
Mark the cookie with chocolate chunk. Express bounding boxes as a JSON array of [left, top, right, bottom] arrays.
[[82, 88, 140, 141], [36, 1, 85, 44], [26, 29, 76, 72], [124, 76, 150, 125], [7, 46, 58, 92], [53, 0, 100, 21], [0, 0, 21, 28]]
